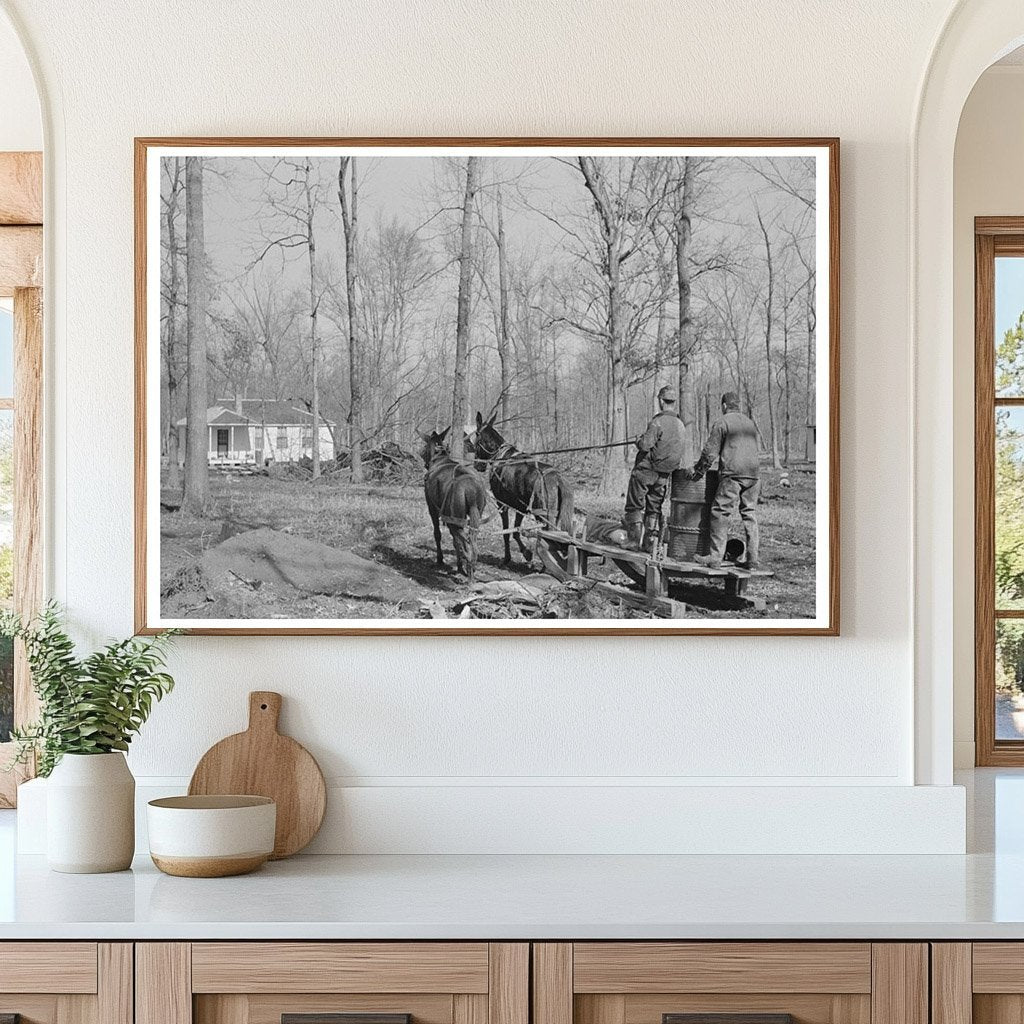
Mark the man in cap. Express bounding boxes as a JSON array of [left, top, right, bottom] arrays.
[[688, 391, 761, 569], [623, 385, 687, 552]]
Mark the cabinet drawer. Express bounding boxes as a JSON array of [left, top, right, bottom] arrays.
[[191, 943, 491, 994], [534, 943, 925, 1024], [0, 942, 98, 994], [572, 944, 872, 994], [139, 943, 528, 1024]]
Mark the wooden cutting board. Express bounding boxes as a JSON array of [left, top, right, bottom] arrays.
[[188, 691, 326, 859]]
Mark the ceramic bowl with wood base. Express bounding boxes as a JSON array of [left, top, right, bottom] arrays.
[[147, 795, 276, 877]]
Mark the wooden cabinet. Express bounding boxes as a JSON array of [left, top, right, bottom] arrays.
[[0, 943, 131, 1024], [136, 944, 528, 1024], [532, 944, 928, 1024], [0, 937, 960, 1024]]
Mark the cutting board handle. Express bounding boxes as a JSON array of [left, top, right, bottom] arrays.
[[248, 691, 282, 734]]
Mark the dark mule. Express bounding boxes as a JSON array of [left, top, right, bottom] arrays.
[[467, 411, 574, 565], [420, 427, 488, 582]]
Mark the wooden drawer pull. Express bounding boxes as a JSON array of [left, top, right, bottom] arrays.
[[283, 1016, 411, 1024], [664, 1016, 795, 1024]]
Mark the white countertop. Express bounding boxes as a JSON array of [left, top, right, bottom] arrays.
[[1, 769, 1021, 941], [0, 849, 1022, 940]]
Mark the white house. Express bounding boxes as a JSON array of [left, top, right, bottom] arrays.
[[174, 400, 336, 466]]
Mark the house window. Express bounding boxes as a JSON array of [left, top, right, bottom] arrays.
[[276, 427, 288, 450], [301, 426, 313, 448], [216, 428, 229, 456], [976, 219, 1024, 764], [254, 427, 263, 449]]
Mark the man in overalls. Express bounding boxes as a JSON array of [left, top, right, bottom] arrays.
[[624, 385, 686, 552], [689, 391, 761, 569]]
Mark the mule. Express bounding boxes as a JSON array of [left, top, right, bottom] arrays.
[[420, 427, 488, 582], [467, 411, 574, 565]]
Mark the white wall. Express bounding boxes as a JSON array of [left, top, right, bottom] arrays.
[[952, 65, 1024, 767], [1, 0, 972, 851]]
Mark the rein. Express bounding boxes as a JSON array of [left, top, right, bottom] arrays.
[[470, 436, 639, 466]]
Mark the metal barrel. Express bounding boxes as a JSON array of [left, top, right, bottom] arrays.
[[667, 469, 716, 560]]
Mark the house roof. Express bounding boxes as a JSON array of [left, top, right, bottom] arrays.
[[175, 401, 336, 428]]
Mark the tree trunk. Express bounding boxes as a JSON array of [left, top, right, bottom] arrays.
[[782, 288, 792, 466], [674, 156, 696, 464], [183, 156, 209, 511], [164, 157, 182, 492], [338, 156, 364, 482], [756, 209, 782, 470], [451, 156, 479, 436], [303, 159, 321, 480], [576, 156, 629, 495], [605, 241, 629, 494], [804, 270, 816, 461], [495, 184, 511, 425]]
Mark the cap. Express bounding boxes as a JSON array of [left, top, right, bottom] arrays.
[[657, 386, 678, 403]]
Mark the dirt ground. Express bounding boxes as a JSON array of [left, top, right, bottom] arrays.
[[159, 465, 817, 621]]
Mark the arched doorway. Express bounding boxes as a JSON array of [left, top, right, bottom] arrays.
[[914, 2, 1024, 784]]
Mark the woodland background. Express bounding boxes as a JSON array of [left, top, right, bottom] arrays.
[[160, 152, 820, 500]]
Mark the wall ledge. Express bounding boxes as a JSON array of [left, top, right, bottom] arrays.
[[18, 778, 967, 856]]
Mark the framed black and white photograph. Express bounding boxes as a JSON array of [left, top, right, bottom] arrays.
[[135, 138, 838, 635]]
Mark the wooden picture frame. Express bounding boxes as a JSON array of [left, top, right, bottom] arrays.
[[135, 137, 840, 636]]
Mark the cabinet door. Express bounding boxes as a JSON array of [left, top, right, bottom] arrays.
[[0, 943, 131, 1024], [137, 943, 528, 1024], [941, 943, 1024, 1024], [533, 944, 927, 1024]]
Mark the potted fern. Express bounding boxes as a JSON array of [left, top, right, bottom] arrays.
[[2, 604, 177, 873]]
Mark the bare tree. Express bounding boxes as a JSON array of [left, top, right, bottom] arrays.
[[674, 156, 696, 463], [252, 157, 327, 477], [755, 207, 782, 469], [183, 155, 210, 510], [302, 159, 322, 478], [784, 220, 817, 460], [573, 156, 672, 493], [451, 156, 479, 433], [161, 157, 184, 491], [338, 156, 364, 482], [494, 185, 512, 424]]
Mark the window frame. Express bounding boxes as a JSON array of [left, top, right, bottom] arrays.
[[0, 287, 43, 805], [975, 218, 1024, 764], [0, 152, 44, 807]]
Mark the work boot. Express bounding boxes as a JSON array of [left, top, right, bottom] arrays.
[[742, 521, 760, 569], [698, 514, 728, 567], [622, 512, 643, 551], [640, 513, 662, 554]]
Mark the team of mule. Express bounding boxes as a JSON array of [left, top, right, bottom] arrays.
[[420, 412, 574, 581]]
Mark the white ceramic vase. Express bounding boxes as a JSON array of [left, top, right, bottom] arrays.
[[46, 752, 135, 873]]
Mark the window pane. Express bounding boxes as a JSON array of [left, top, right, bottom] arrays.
[[0, 410, 11, 741], [0, 306, 13, 399], [997, 407, 1024, 609], [996, 257, 1024, 397], [998, 620, 1024, 740]]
